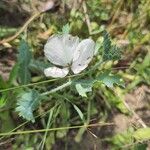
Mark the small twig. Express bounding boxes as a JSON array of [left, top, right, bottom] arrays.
[[0, 1, 56, 45], [0, 11, 41, 45], [112, 66, 130, 70], [114, 91, 147, 128], [82, 0, 92, 34], [124, 101, 147, 128], [0, 138, 15, 146], [108, 0, 123, 28]]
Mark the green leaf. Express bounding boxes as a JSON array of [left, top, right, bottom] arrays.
[[111, 128, 134, 148], [0, 96, 6, 108], [101, 86, 129, 114], [103, 30, 111, 54], [75, 72, 124, 97], [102, 30, 121, 61], [133, 128, 150, 141], [16, 89, 41, 122], [0, 26, 17, 38], [97, 71, 125, 88], [75, 83, 92, 97], [135, 52, 150, 84], [94, 41, 101, 55], [75, 127, 86, 143], [73, 104, 85, 122], [142, 52, 150, 68], [0, 75, 6, 89], [62, 23, 70, 34], [18, 40, 32, 84], [0, 111, 15, 132], [8, 63, 19, 84], [59, 101, 70, 125], [134, 144, 147, 150]]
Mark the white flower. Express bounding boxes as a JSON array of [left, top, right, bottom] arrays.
[[44, 34, 95, 78]]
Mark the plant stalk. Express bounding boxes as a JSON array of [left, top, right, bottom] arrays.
[[41, 80, 72, 96]]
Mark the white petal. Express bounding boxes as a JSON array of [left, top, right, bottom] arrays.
[[62, 34, 79, 63], [44, 67, 69, 78], [44, 34, 79, 66], [71, 64, 88, 74], [71, 39, 95, 74]]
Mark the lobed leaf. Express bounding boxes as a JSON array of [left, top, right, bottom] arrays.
[[75, 71, 124, 97], [16, 89, 41, 122], [102, 30, 121, 61], [97, 70, 125, 88]]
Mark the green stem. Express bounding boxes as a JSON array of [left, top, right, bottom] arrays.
[[0, 78, 57, 93], [40, 107, 54, 150], [0, 61, 103, 93], [41, 80, 72, 96], [87, 99, 91, 124], [0, 122, 114, 136], [0, 104, 60, 141]]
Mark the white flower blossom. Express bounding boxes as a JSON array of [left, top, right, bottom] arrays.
[[44, 34, 95, 78]]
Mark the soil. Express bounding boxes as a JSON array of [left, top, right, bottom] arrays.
[[0, 49, 16, 81]]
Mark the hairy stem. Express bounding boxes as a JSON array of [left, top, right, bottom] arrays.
[[41, 80, 72, 96]]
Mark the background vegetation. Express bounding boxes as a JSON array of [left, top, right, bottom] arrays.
[[0, 0, 150, 149]]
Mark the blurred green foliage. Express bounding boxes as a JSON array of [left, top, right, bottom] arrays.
[[0, 0, 150, 149]]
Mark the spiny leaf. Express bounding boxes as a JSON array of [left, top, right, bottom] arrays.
[[102, 30, 121, 61], [16, 89, 41, 122], [103, 30, 111, 53], [97, 71, 125, 88], [18, 40, 32, 84], [74, 71, 124, 97]]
